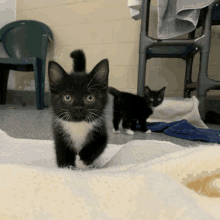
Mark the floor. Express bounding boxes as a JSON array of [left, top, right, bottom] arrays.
[[0, 95, 219, 148]]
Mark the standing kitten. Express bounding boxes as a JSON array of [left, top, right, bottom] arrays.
[[109, 86, 166, 135], [48, 49, 109, 169]]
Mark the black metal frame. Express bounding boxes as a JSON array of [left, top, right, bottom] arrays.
[[137, 0, 220, 120]]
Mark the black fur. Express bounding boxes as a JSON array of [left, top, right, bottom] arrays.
[[52, 122, 108, 167], [70, 49, 86, 72], [48, 49, 109, 168], [109, 86, 166, 132]]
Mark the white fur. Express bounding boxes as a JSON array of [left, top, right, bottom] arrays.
[[59, 119, 97, 153], [75, 155, 87, 168], [113, 129, 120, 134], [124, 129, 134, 135], [151, 106, 156, 111], [75, 155, 93, 169]]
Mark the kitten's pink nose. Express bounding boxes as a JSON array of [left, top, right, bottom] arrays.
[[75, 106, 83, 113]]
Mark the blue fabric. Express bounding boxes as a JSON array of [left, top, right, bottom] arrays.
[[136, 119, 220, 143]]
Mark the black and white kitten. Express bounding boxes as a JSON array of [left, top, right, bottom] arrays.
[[109, 86, 166, 135], [48, 49, 109, 169]]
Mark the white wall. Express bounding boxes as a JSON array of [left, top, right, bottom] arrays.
[[0, 0, 16, 29]]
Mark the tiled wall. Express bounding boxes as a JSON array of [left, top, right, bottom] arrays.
[[15, 0, 220, 97]]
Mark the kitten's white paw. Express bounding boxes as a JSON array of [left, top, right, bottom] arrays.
[[68, 165, 75, 170], [75, 155, 93, 169], [145, 130, 152, 134], [124, 129, 134, 135], [113, 129, 120, 134]]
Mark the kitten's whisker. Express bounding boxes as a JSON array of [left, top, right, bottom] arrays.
[[88, 114, 104, 128], [53, 112, 71, 128], [55, 111, 67, 119], [87, 109, 102, 112], [90, 112, 111, 120], [87, 110, 112, 120], [57, 113, 66, 119], [88, 112, 101, 120], [88, 113, 97, 121], [87, 109, 101, 115], [87, 109, 107, 116], [89, 108, 119, 113], [89, 109, 100, 114], [56, 112, 65, 117], [88, 110, 100, 115], [90, 115, 105, 127], [85, 114, 92, 123]]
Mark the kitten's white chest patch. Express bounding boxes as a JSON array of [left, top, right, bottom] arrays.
[[59, 119, 95, 153], [151, 106, 156, 111]]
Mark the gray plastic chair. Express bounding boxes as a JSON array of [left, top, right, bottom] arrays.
[[0, 20, 53, 110], [137, 0, 220, 120]]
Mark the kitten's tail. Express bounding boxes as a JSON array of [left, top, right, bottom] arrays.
[[70, 49, 86, 72], [108, 86, 121, 97]]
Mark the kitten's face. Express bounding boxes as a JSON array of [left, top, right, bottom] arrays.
[[48, 59, 109, 123], [144, 86, 166, 107]]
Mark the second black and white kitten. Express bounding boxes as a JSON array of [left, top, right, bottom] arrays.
[[48, 49, 109, 169], [109, 86, 166, 135]]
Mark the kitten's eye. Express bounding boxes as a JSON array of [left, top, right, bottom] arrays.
[[157, 98, 161, 101], [63, 95, 72, 102], [86, 95, 95, 103], [150, 98, 154, 102]]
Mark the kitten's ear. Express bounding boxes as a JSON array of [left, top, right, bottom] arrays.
[[159, 87, 166, 96], [48, 61, 67, 92], [90, 59, 109, 85], [144, 86, 151, 96]]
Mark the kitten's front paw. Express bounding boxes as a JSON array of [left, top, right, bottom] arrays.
[[113, 128, 120, 134], [75, 155, 93, 169], [68, 165, 75, 170], [145, 130, 152, 134], [124, 129, 134, 135]]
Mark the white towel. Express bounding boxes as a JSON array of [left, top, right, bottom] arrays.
[[149, 96, 208, 129], [127, 0, 142, 20], [128, 0, 216, 39], [0, 129, 124, 169]]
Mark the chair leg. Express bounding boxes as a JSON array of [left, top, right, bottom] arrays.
[[0, 68, 10, 104], [137, 52, 147, 97], [197, 52, 210, 121], [184, 58, 193, 98], [38, 59, 46, 109], [33, 59, 44, 110], [40, 35, 48, 109]]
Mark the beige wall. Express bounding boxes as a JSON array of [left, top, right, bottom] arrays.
[[14, 0, 220, 97]]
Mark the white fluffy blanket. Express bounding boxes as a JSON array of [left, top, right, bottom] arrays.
[[1, 130, 220, 219], [149, 96, 207, 129], [0, 129, 124, 168]]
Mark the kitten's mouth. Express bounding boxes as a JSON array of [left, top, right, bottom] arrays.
[[72, 114, 85, 121]]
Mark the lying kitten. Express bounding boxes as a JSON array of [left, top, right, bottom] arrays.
[[48, 49, 109, 169], [109, 86, 166, 135]]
